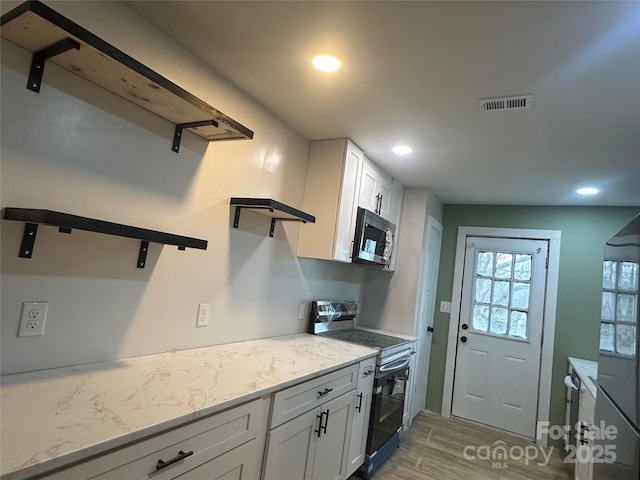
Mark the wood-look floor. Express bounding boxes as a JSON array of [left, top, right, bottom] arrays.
[[352, 413, 573, 480]]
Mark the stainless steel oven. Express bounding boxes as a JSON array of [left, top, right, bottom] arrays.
[[367, 354, 410, 461], [308, 299, 412, 479]]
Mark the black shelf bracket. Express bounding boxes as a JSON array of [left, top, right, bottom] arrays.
[[19, 223, 38, 258], [172, 120, 219, 153], [28, 38, 80, 93], [137, 240, 149, 268], [269, 218, 308, 238], [3, 208, 208, 268], [230, 198, 315, 238]]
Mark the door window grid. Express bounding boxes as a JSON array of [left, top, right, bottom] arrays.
[[472, 251, 533, 340], [600, 260, 638, 356]]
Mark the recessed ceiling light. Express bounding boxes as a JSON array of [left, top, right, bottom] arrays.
[[312, 55, 341, 72], [392, 145, 413, 155], [577, 187, 599, 195]]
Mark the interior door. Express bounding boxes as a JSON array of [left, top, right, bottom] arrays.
[[411, 216, 442, 420], [451, 236, 548, 439]]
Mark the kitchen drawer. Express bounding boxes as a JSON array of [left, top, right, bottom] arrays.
[[357, 356, 376, 387], [42, 397, 270, 480], [270, 364, 358, 428]]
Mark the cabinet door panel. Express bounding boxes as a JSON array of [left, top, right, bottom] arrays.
[[334, 142, 363, 262], [262, 408, 318, 480], [359, 161, 378, 212], [377, 179, 392, 220], [346, 385, 373, 478], [312, 391, 356, 480]]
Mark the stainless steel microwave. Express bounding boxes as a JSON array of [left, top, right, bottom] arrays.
[[351, 207, 396, 268]]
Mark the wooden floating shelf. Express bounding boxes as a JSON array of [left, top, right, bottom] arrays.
[[2, 208, 208, 268], [230, 198, 316, 237], [0, 1, 253, 152]]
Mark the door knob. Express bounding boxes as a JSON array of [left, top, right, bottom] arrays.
[[460, 336, 468, 343], [427, 326, 435, 333], [461, 324, 468, 330]]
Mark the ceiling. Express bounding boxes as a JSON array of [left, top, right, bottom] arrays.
[[126, 1, 640, 206]]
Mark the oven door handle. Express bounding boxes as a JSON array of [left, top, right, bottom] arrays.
[[379, 357, 410, 373]]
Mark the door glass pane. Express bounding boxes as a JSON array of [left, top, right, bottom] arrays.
[[603, 261, 617, 290], [618, 262, 639, 292], [495, 253, 513, 279], [475, 279, 492, 304], [511, 282, 530, 309], [490, 307, 508, 334], [601, 292, 616, 321], [509, 311, 527, 338], [473, 305, 489, 331], [616, 324, 636, 356], [476, 252, 494, 277], [600, 323, 615, 352], [514, 254, 532, 281], [616, 294, 637, 323], [492, 281, 510, 306]]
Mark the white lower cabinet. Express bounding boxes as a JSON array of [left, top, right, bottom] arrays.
[[575, 386, 596, 480], [262, 390, 356, 480], [402, 341, 418, 430], [40, 397, 270, 480], [346, 357, 375, 477]]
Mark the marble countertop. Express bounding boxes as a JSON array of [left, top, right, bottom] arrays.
[[568, 356, 598, 398], [0, 334, 377, 480]]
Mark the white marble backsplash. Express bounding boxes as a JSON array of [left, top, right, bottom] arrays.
[[0, 334, 377, 479]]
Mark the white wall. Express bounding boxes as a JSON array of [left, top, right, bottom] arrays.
[[0, 1, 365, 375], [359, 187, 442, 334]]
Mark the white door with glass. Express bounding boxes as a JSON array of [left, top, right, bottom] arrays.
[[451, 236, 548, 439]]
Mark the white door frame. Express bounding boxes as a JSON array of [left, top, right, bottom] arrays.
[[441, 226, 561, 447]]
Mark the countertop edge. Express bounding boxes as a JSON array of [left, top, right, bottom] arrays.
[[568, 356, 598, 399]]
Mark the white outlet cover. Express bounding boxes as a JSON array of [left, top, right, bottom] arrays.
[[298, 303, 307, 320], [197, 303, 211, 327], [18, 302, 48, 337]]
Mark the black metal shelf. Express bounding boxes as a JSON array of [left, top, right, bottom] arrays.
[[230, 198, 315, 237], [2, 208, 208, 268], [0, 1, 253, 152]]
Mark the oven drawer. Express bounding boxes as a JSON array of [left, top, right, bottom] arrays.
[[357, 356, 377, 388], [270, 364, 358, 428]]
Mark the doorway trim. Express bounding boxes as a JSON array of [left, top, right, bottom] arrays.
[[441, 226, 561, 447]]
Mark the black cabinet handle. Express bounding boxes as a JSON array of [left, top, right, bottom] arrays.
[[156, 450, 193, 470], [363, 369, 374, 377], [356, 392, 363, 412], [318, 387, 333, 398], [322, 409, 329, 434], [315, 412, 323, 437], [315, 410, 329, 437]]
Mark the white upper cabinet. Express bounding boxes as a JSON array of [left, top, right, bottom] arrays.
[[298, 139, 364, 263], [298, 138, 404, 266], [358, 158, 394, 222], [358, 158, 403, 226]]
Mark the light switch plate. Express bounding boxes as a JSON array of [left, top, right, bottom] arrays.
[[298, 302, 308, 320], [440, 301, 452, 314]]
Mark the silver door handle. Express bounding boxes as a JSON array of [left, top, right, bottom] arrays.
[[379, 358, 410, 372]]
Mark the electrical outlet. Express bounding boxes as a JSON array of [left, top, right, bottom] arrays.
[[440, 301, 452, 314], [196, 303, 211, 327], [298, 302, 307, 320], [18, 302, 48, 337]]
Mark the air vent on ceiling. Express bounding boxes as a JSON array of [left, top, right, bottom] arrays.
[[479, 95, 533, 112]]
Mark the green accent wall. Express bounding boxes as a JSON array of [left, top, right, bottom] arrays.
[[426, 205, 639, 446]]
